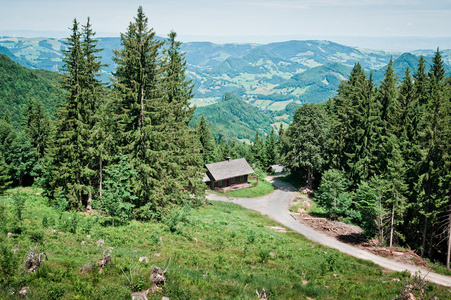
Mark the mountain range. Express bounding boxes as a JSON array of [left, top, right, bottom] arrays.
[[1, 36, 450, 112], [1, 35, 450, 140]]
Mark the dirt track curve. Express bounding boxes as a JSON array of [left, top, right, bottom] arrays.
[[206, 176, 451, 287]]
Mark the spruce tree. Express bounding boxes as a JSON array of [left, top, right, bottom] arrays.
[[383, 135, 408, 247], [398, 67, 422, 196], [160, 30, 204, 203], [414, 55, 429, 107], [265, 127, 277, 165], [250, 130, 267, 168], [415, 49, 448, 256], [112, 6, 164, 213], [330, 63, 367, 175], [429, 48, 445, 82], [49, 18, 104, 209], [23, 98, 52, 161], [112, 7, 203, 216], [373, 58, 400, 175], [280, 103, 330, 188], [3, 130, 37, 186], [348, 70, 377, 184], [196, 115, 217, 164], [0, 152, 12, 194]]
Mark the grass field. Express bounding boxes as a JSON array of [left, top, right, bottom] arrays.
[[0, 188, 449, 299]]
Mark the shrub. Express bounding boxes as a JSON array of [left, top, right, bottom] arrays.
[[29, 230, 44, 244], [0, 244, 19, 289], [258, 247, 271, 263], [12, 192, 26, 221], [165, 205, 191, 234], [247, 230, 256, 244]]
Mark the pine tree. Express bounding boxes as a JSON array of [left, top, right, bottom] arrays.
[[250, 130, 267, 168], [49, 18, 104, 209], [112, 7, 203, 216], [0, 152, 11, 194], [112, 6, 164, 213], [196, 115, 217, 164], [415, 49, 448, 256], [23, 98, 53, 161], [429, 48, 445, 82], [330, 63, 367, 174], [280, 103, 330, 188], [373, 58, 400, 176], [265, 127, 277, 165], [3, 129, 38, 186]]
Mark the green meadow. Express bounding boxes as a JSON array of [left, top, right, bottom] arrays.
[[0, 188, 449, 299]]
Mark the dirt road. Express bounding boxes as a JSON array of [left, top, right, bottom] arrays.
[[206, 176, 451, 287]]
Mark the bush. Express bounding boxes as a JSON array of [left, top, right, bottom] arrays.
[[258, 247, 271, 263], [12, 192, 26, 221], [165, 205, 192, 234], [29, 230, 44, 243], [0, 244, 18, 286]]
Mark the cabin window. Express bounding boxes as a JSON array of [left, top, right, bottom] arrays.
[[218, 181, 222, 186], [240, 176, 244, 181], [231, 178, 235, 183]]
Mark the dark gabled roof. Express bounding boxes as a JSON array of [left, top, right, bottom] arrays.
[[205, 158, 254, 181]]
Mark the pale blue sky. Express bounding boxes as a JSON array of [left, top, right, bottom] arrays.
[[1, 0, 451, 46]]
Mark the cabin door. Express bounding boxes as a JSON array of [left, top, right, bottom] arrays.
[[226, 179, 230, 187]]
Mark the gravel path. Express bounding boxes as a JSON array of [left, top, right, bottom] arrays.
[[206, 176, 451, 287]]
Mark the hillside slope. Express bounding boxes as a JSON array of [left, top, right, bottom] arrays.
[[0, 54, 62, 127], [192, 92, 275, 141]]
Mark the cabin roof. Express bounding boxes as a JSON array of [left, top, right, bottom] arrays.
[[205, 158, 254, 181]]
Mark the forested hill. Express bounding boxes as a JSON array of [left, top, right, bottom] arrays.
[[0, 54, 62, 127], [192, 92, 275, 142]]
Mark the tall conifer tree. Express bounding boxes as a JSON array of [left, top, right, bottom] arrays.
[[415, 49, 448, 256], [112, 7, 203, 217], [196, 115, 217, 164], [49, 18, 104, 209]]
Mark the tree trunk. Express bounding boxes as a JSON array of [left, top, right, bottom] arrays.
[[99, 155, 103, 198], [87, 180, 92, 211], [140, 86, 145, 126], [378, 190, 384, 245], [389, 203, 395, 248], [421, 215, 428, 257], [447, 210, 451, 269], [307, 166, 313, 189]]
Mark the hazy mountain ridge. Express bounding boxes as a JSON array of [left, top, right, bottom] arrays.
[[1, 36, 450, 111]]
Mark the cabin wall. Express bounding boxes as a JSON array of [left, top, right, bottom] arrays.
[[210, 175, 249, 189]]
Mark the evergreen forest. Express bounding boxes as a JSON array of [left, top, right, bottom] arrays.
[[279, 54, 451, 269]]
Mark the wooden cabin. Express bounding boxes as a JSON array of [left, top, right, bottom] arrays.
[[203, 157, 254, 191]]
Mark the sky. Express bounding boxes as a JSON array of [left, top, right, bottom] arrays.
[[1, 0, 451, 50]]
